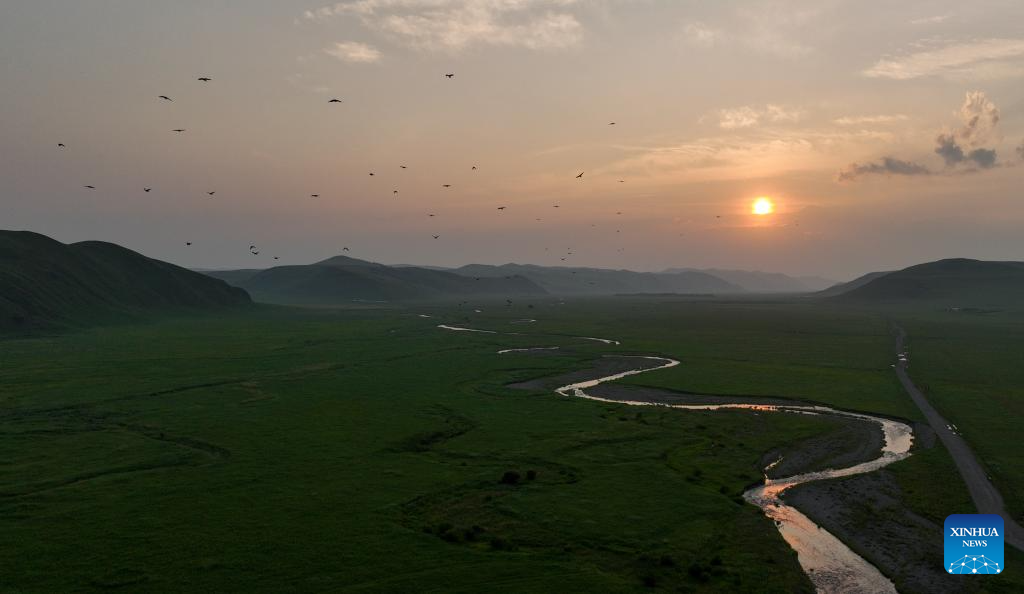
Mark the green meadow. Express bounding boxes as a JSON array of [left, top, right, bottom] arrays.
[[2, 299, 1022, 592]]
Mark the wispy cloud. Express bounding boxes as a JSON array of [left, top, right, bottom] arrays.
[[714, 104, 802, 129], [833, 114, 908, 126], [680, 2, 819, 58], [305, 1, 584, 52], [324, 41, 382, 63], [864, 38, 1024, 80], [910, 14, 952, 25], [681, 22, 721, 48]]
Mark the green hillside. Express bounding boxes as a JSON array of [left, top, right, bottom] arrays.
[[830, 259, 1024, 306], [0, 230, 250, 332]]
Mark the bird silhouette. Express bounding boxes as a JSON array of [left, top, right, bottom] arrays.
[[432, 234, 440, 239], [274, 256, 279, 260], [399, 165, 407, 169], [442, 184, 451, 188], [57, 143, 65, 148], [158, 95, 172, 101], [84, 185, 95, 189], [172, 129, 186, 133], [618, 180, 625, 183], [497, 206, 506, 210], [144, 188, 152, 193], [608, 122, 616, 125], [207, 191, 216, 196], [369, 172, 375, 176], [329, 98, 342, 103], [428, 213, 436, 217], [393, 190, 399, 194], [553, 205, 560, 208], [186, 242, 192, 246], [197, 77, 212, 82], [471, 166, 477, 170], [310, 194, 319, 198], [445, 73, 454, 78], [576, 172, 584, 178]]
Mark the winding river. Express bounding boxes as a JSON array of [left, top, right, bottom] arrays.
[[439, 324, 914, 593]]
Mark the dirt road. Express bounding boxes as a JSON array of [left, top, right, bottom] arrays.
[[895, 327, 1024, 552]]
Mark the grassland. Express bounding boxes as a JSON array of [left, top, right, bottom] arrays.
[[2, 298, 1021, 592]]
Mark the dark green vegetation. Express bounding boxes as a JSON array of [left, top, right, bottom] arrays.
[[827, 258, 1024, 306], [3, 288, 1023, 592], [0, 231, 249, 332], [205, 255, 546, 304]]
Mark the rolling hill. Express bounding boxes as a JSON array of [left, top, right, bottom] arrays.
[[205, 255, 548, 305], [0, 230, 251, 332], [454, 263, 744, 295], [826, 259, 1024, 306]]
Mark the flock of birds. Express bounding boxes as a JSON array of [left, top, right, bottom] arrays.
[[57, 72, 726, 268]]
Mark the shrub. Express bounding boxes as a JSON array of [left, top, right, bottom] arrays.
[[526, 470, 537, 481], [500, 470, 521, 485]]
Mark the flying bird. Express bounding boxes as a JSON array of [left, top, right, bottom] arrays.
[[399, 165, 407, 169], [158, 95, 172, 101], [445, 73, 454, 78], [207, 191, 216, 196], [432, 235, 440, 239], [553, 205, 560, 208], [57, 143, 65, 148], [343, 247, 350, 251], [172, 129, 186, 133], [329, 98, 342, 103], [369, 172, 375, 176], [84, 185, 95, 189], [497, 206, 506, 210], [618, 180, 625, 183], [608, 122, 616, 125], [442, 184, 451, 188], [274, 256, 279, 260], [310, 194, 319, 198], [471, 166, 477, 170], [144, 188, 152, 193], [393, 190, 399, 195], [428, 213, 436, 217], [197, 77, 212, 82], [576, 172, 584, 178], [186, 242, 192, 246]]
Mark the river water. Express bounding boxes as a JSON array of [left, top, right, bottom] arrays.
[[440, 324, 913, 593]]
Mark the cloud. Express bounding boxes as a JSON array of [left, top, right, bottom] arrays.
[[910, 14, 952, 25], [305, 1, 584, 52], [836, 157, 932, 182], [839, 91, 1009, 181], [933, 91, 1001, 168], [324, 41, 382, 63], [864, 38, 1024, 80], [681, 22, 720, 48], [715, 104, 801, 129], [833, 114, 908, 126]]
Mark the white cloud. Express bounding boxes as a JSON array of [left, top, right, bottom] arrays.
[[715, 104, 802, 129], [910, 14, 952, 25], [681, 22, 721, 48], [833, 114, 908, 125], [324, 41, 382, 63], [305, 1, 584, 52], [864, 38, 1024, 80]]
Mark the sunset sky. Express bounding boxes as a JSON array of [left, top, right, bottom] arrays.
[[3, 1, 1023, 279]]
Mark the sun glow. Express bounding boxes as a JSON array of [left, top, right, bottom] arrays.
[[752, 197, 775, 216]]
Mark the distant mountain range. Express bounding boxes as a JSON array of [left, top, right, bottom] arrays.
[[663, 268, 836, 293], [455, 263, 744, 295], [0, 231, 250, 331], [203, 255, 546, 305], [823, 259, 1024, 306]]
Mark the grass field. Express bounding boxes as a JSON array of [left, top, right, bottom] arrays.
[[2, 299, 1021, 592]]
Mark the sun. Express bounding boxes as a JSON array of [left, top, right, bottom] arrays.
[[752, 197, 775, 216]]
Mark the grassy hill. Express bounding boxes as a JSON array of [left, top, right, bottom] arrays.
[[0, 230, 250, 332], [663, 267, 831, 292], [454, 263, 744, 295], [205, 256, 548, 305], [828, 259, 1024, 306]]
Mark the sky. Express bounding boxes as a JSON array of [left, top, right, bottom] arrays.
[[2, 1, 1023, 280]]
